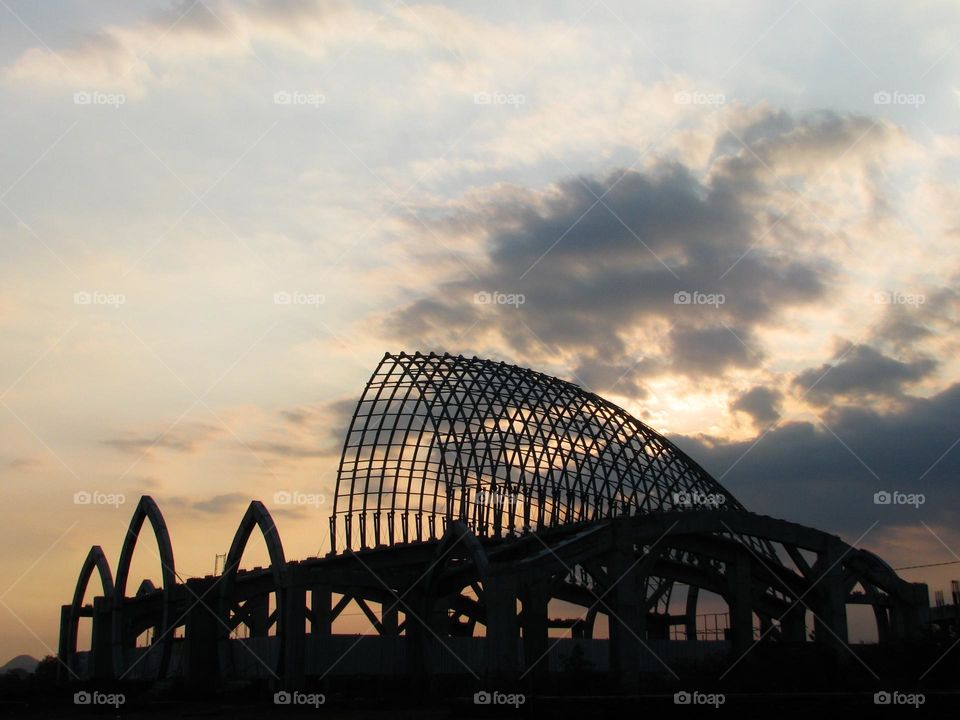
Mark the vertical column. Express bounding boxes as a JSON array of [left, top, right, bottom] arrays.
[[485, 571, 520, 680], [685, 585, 699, 642], [781, 603, 807, 642], [812, 543, 848, 648], [184, 578, 219, 685], [91, 597, 113, 679], [309, 585, 332, 679], [608, 548, 641, 693], [381, 599, 399, 635], [726, 553, 754, 655], [246, 595, 270, 637], [57, 607, 73, 683], [283, 584, 307, 690], [519, 582, 550, 681]]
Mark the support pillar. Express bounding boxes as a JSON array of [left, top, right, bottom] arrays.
[[519, 582, 550, 682], [283, 585, 306, 690], [813, 543, 848, 649], [485, 571, 520, 681], [184, 578, 219, 685], [726, 553, 754, 655], [685, 586, 699, 642], [608, 549, 641, 693]]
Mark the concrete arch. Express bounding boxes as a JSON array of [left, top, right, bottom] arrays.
[[61, 546, 114, 676], [112, 496, 176, 679], [218, 501, 287, 677], [72, 545, 114, 610]]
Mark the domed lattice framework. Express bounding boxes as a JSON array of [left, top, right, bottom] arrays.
[[330, 352, 762, 553]]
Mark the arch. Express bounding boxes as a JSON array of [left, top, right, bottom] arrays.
[[62, 546, 114, 672], [111, 495, 176, 679], [72, 545, 114, 610], [218, 501, 287, 677]]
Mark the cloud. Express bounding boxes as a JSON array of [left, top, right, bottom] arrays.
[[103, 422, 223, 456], [191, 492, 248, 514], [6, 456, 43, 471], [731, 386, 783, 426], [382, 111, 899, 393], [672, 382, 960, 537], [793, 343, 937, 405]]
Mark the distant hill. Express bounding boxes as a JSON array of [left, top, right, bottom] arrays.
[[0, 655, 39, 674]]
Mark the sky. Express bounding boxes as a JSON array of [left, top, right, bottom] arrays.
[[1, 0, 959, 662]]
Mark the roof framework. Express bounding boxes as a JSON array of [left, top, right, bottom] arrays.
[[331, 352, 764, 554]]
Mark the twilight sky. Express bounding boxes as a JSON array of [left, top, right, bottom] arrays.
[[1, 0, 959, 661]]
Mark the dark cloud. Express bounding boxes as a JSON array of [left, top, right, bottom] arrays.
[[671, 382, 960, 538], [731, 386, 783, 426], [793, 343, 937, 405], [381, 113, 883, 390], [669, 325, 761, 376]]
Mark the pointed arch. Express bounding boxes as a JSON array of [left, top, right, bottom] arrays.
[[218, 501, 287, 677], [112, 496, 176, 679], [72, 545, 114, 610], [62, 545, 114, 674]]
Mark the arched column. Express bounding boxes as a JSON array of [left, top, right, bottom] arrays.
[[218, 501, 287, 681], [59, 546, 114, 681], [112, 496, 176, 679]]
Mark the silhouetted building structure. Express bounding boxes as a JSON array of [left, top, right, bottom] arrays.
[[59, 352, 930, 691]]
